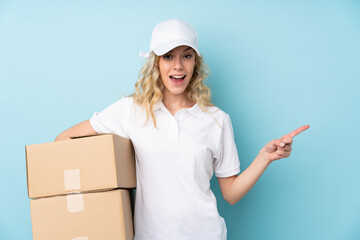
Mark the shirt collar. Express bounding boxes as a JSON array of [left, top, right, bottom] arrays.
[[153, 101, 165, 111], [188, 103, 205, 119], [154, 101, 205, 120]]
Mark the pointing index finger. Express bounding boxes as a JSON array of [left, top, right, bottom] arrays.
[[284, 125, 310, 138]]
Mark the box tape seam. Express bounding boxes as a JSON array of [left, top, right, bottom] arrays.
[[64, 168, 81, 191], [67, 194, 84, 213], [72, 237, 88, 240]]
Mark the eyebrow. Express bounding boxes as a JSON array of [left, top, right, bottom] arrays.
[[169, 47, 192, 53]]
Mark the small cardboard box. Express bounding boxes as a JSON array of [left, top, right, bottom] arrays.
[[30, 189, 134, 240], [26, 134, 136, 199]]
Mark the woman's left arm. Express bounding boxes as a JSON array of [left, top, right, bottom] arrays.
[[218, 125, 310, 205]]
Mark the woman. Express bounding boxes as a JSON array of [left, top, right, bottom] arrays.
[[55, 19, 309, 240]]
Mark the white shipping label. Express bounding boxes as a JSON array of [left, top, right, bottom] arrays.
[[64, 168, 81, 191], [66, 194, 84, 213]]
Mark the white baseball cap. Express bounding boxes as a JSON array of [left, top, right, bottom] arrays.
[[140, 19, 201, 57]]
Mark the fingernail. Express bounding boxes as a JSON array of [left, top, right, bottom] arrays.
[[280, 142, 285, 147]]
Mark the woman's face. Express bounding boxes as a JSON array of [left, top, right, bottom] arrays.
[[158, 45, 196, 98]]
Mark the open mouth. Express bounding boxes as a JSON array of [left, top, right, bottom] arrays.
[[170, 75, 186, 85]]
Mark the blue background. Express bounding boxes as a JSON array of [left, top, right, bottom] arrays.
[[1, 0, 359, 239]]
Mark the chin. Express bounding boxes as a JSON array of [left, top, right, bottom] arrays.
[[171, 89, 187, 95]]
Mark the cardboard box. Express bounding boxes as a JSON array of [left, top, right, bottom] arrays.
[[30, 189, 134, 240], [26, 134, 136, 199]]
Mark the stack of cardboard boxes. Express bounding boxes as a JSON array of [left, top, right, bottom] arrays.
[[25, 134, 136, 240]]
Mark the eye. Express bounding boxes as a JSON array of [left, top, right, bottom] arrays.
[[184, 54, 193, 59], [162, 54, 172, 60]]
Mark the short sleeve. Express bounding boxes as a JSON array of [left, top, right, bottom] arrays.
[[89, 97, 132, 138], [213, 116, 240, 178]]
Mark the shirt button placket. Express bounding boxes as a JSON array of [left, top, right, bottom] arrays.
[[170, 120, 178, 140]]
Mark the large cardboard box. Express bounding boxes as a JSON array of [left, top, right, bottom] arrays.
[[26, 134, 136, 199], [30, 189, 134, 240]]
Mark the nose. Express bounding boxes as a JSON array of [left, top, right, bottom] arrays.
[[173, 56, 184, 70]]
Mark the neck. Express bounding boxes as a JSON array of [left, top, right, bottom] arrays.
[[162, 91, 195, 114]]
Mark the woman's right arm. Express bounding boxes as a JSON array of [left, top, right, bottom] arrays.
[[54, 120, 98, 141]]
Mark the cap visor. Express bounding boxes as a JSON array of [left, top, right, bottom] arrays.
[[153, 40, 201, 57]]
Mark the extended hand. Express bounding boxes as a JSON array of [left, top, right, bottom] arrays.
[[262, 125, 310, 162]]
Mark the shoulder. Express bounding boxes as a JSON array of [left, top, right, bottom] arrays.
[[119, 96, 134, 104], [110, 96, 135, 108], [97, 96, 135, 114], [205, 105, 230, 120], [203, 105, 231, 126]]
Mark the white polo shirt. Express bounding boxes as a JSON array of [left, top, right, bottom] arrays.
[[90, 97, 240, 240]]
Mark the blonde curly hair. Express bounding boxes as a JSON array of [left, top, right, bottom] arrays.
[[131, 51, 213, 128]]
